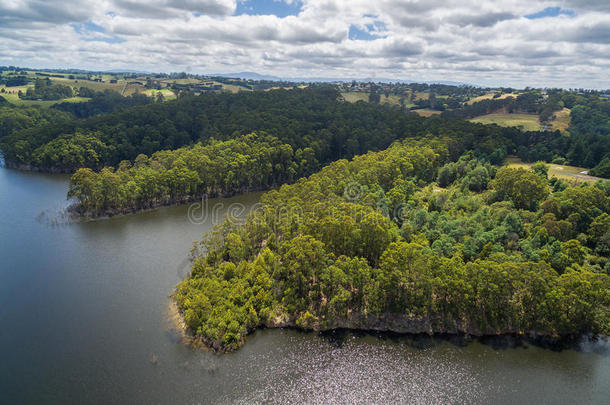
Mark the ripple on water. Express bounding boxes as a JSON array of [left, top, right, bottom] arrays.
[[225, 333, 485, 405]]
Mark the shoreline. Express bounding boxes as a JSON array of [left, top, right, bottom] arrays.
[[66, 188, 267, 222], [166, 298, 216, 351], [2, 160, 76, 174], [168, 296, 601, 354]]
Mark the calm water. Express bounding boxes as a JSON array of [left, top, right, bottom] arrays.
[[0, 164, 609, 404]]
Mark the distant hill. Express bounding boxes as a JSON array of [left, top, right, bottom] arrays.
[[213, 71, 283, 81], [104, 69, 150, 74]]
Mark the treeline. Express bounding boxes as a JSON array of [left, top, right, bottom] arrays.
[[0, 75, 30, 87], [1, 87, 518, 171], [174, 139, 610, 351], [20, 78, 73, 100], [68, 133, 317, 215]]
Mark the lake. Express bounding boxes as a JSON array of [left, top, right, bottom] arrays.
[[0, 164, 608, 404]]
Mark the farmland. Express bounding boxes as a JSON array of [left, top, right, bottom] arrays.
[[0, 69, 261, 106], [505, 156, 604, 183], [466, 92, 518, 105], [470, 113, 541, 131]]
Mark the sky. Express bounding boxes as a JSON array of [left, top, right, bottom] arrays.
[[0, 0, 608, 88]]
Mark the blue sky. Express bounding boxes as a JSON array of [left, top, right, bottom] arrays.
[[526, 7, 576, 19], [235, 0, 302, 17], [71, 21, 125, 43]]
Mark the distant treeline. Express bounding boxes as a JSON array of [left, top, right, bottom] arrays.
[[1, 87, 517, 171], [0, 75, 30, 87], [0, 88, 608, 177]]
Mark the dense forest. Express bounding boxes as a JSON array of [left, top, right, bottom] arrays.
[[174, 138, 610, 351], [5, 87, 431, 170], [68, 133, 317, 215], [0, 104, 71, 138], [1, 88, 609, 177]]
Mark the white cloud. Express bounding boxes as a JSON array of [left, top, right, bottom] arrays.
[[0, 0, 608, 88]]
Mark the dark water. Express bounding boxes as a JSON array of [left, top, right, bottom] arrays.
[[0, 165, 609, 404]]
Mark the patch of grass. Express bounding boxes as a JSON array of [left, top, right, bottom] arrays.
[[466, 92, 518, 105], [505, 156, 603, 183], [142, 88, 177, 99], [218, 82, 250, 93], [341, 92, 369, 103], [59, 96, 91, 103], [470, 113, 541, 131], [53, 77, 131, 94], [380, 94, 411, 107], [341, 92, 414, 108], [0, 91, 89, 107], [549, 108, 571, 133], [161, 78, 201, 85], [413, 109, 442, 117], [414, 91, 429, 101]]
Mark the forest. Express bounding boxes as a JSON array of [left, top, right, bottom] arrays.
[[67, 133, 317, 215], [174, 138, 610, 351], [1, 87, 609, 177]]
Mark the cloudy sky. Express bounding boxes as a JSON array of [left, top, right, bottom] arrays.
[[0, 0, 608, 88]]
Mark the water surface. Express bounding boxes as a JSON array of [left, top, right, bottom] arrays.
[[0, 165, 608, 404]]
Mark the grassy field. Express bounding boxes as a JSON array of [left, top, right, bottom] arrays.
[[1, 70, 260, 106], [549, 108, 571, 133], [413, 109, 442, 117], [467, 92, 518, 105], [142, 88, 177, 99], [341, 92, 415, 108], [0, 85, 90, 107], [505, 156, 604, 183], [470, 113, 541, 131], [218, 82, 250, 93], [414, 91, 429, 101], [51, 77, 140, 95], [380, 94, 400, 106], [161, 78, 251, 93], [341, 92, 369, 103]]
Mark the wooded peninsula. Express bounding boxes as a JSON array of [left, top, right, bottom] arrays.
[[1, 81, 608, 351]]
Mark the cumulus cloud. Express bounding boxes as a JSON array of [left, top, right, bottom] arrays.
[[111, 0, 236, 18], [0, 0, 608, 88]]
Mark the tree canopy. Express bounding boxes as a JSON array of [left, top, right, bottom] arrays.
[[174, 139, 610, 351]]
